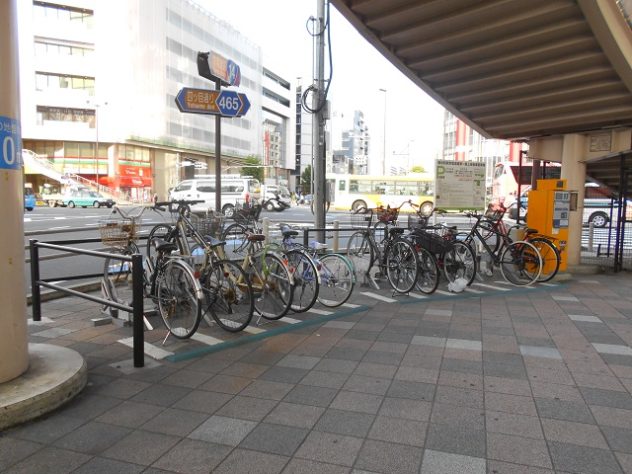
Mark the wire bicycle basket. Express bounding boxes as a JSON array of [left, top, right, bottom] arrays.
[[99, 218, 137, 247], [411, 229, 453, 255], [376, 206, 399, 224], [350, 209, 373, 228], [195, 212, 225, 239]]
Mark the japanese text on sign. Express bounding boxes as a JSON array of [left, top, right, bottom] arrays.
[[0, 116, 22, 170]]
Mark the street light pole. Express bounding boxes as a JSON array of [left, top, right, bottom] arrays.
[[379, 88, 387, 176]]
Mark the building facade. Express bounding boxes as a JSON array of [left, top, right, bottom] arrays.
[[339, 111, 370, 175], [18, 0, 292, 201]]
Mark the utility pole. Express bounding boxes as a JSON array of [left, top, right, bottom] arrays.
[[379, 88, 387, 175], [313, 0, 327, 241]]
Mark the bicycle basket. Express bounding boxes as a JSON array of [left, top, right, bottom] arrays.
[[407, 214, 428, 229], [99, 218, 137, 247], [377, 207, 399, 224], [412, 229, 452, 254], [195, 213, 225, 238], [484, 203, 506, 222], [233, 203, 262, 224], [351, 210, 373, 228]]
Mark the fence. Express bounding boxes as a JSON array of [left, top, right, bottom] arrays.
[[581, 220, 632, 270]]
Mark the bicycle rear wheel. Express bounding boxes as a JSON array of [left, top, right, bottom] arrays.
[[443, 241, 476, 285], [499, 241, 542, 286], [386, 239, 419, 293], [415, 247, 439, 294], [202, 259, 254, 332], [529, 237, 560, 282], [147, 224, 174, 266], [156, 259, 203, 338], [318, 253, 355, 307], [347, 231, 374, 280], [102, 243, 144, 318], [287, 249, 319, 313], [222, 223, 249, 259], [255, 253, 294, 320]]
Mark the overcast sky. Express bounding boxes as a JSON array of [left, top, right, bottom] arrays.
[[201, 0, 446, 173]]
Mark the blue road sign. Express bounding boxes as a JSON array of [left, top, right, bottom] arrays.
[[216, 90, 250, 117], [176, 88, 250, 118], [0, 116, 22, 170]]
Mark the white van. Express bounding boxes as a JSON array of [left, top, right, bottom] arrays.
[[169, 175, 261, 216]]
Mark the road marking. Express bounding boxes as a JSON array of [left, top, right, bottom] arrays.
[[539, 282, 558, 287], [578, 279, 600, 284], [243, 325, 266, 334], [191, 333, 223, 346], [307, 308, 333, 316], [49, 226, 70, 230], [118, 337, 174, 360], [360, 291, 397, 303], [24, 218, 31, 222], [281, 317, 301, 324], [434, 289, 456, 296], [472, 282, 510, 291], [54, 217, 67, 220], [408, 293, 428, 299], [341, 302, 361, 308], [464, 287, 484, 294], [494, 280, 534, 289], [28, 317, 54, 325]]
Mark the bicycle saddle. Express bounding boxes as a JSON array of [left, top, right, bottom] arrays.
[[282, 229, 299, 237], [154, 239, 178, 253], [525, 228, 538, 234], [310, 241, 328, 250], [390, 228, 405, 235], [247, 234, 266, 242]]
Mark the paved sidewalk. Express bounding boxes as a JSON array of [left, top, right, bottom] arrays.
[[3, 274, 632, 473]]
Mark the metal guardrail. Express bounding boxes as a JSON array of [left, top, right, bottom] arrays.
[[29, 239, 146, 368]]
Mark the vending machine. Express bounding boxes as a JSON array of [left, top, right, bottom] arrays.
[[527, 179, 570, 272]]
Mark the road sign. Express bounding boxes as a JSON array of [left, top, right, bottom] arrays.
[[197, 51, 241, 87], [175, 88, 250, 117], [0, 116, 22, 170]]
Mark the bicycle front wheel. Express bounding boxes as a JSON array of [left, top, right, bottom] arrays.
[[443, 241, 477, 286], [147, 224, 174, 266], [287, 249, 319, 313], [415, 247, 439, 294], [500, 241, 542, 286], [347, 231, 374, 280], [530, 237, 560, 282], [255, 253, 294, 320], [318, 253, 355, 307], [386, 239, 419, 293], [202, 259, 254, 332], [156, 259, 203, 338], [222, 223, 249, 259]]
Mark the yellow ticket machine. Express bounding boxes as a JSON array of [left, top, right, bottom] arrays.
[[527, 179, 570, 272]]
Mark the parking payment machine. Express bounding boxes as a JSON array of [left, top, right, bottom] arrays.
[[527, 179, 570, 272]]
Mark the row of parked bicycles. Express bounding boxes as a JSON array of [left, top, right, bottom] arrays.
[[99, 200, 355, 341], [345, 200, 561, 296]]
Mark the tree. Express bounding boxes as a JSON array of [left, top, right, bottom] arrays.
[[240, 156, 264, 182], [300, 165, 312, 195], [411, 165, 425, 173]]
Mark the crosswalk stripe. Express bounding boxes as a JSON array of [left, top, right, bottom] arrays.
[[539, 282, 559, 287], [28, 316, 54, 324], [307, 308, 333, 316], [360, 292, 397, 303], [472, 282, 510, 291], [243, 325, 266, 334], [341, 302, 361, 308], [118, 337, 174, 360], [281, 317, 301, 324], [191, 333, 223, 346]]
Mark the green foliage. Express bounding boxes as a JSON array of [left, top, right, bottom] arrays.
[[301, 165, 312, 194], [241, 156, 264, 182]]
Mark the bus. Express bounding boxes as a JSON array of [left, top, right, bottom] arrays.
[[492, 161, 561, 206], [327, 173, 434, 212]]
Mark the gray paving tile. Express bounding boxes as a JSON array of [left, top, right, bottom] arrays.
[[441, 358, 483, 375], [161, 369, 214, 389], [445, 338, 482, 351], [239, 380, 295, 401], [378, 397, 432, 422], [0, 437, 44, 472], [601, 425, 632, 454], [541, 418, 609, 449], [171, 390, 232, 414], [362, 350, 404, 365], [484, 392, 537, 416], [140, 408, 205, 437], [387, 380, 435, 401], [300, 370, 350, 389], [592, 343, 632, 356], [57, 393, 122, 420], [368, 415, 427, 447], [7, 414, 84, 444], [239, 423, 309, 456], [322, 321, 355, 330], [330, 390, 383, 414], [314, 408, 375, 437], [420, 450, 486, 474], [520, 345, 562, 360], [95, 378, 151, 399], [282, 458, 350, 474], [213, 448, 289, 474], [95, 401, 164, 428], [548, 441, 623, 474], [486, 411, 544, 439], [342, 374, 391, 395], [199, 374, 252, 394], [325, 346, 367, 361], [535, 398, 595, 424], [580, 387, 632, 410], [295, 431, 363, 467], [260, 366, 310, 384], [430, 402, 485, 431], [487, 433, 552, 469], [188, 415, 257, 446], [215, 395, 278, 421], [411, 336, 446, 348], [568, 314, 602, 323], [128, 383, 190, 406], [435, 385, 484, 409], [354, 439, 423, 474], [151, 439, 231, 473], [53, 421, 131, 454], [277, 355, 321, 370], [264, 402, 325, 429], [425, 423, 486, 457], [4, 446, 90, 474], [282, 383, 338, 407], [354, 362, 398, 379], [426, 309, 453, 317], [72, 456, 144, 474], [102, 430, 180, 466], [313, 358, 358, 374]]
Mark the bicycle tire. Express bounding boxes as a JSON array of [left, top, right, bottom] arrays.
[[147, 224, 174, 266], [201, 259, 254, 332], [373, 221, 388, 251], [102, 242, 144, 318], [222, 222, 250, 258], [443, 241, 477, 286], [318, 253, 355, 307], [385, 239, 419, 293], [346, 230, 374, 280], [415, 247, 439, 294], [500, 241, 542, 286], [254, 253, 294, 320], [529, 237, 560, 282], [287, 249, 320, 313], [156, 259, 203, 338]]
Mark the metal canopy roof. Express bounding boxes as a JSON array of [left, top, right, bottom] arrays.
[[331, 0, 632, 140]]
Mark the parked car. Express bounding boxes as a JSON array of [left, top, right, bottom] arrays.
[[62, 190, 115, 208], [24, 188, 36, 211]]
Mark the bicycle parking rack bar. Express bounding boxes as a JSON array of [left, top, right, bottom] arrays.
[[29, 239, 146, 368]]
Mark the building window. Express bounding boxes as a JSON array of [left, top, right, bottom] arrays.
[[33, 2, 93, 28], [35, 72, 95, 94], [34, 41, 93, 57], [36, 106, 95, 126]]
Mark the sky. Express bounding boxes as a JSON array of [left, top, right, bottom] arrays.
[[201, 0, 446, 174]]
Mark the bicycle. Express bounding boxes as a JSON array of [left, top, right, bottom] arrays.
[[100, 205, 204, 339], [145, 201, 256, 333], [347, 208, 419, 294], [460, 206, 543, 285], [279, 224, 355, 307]]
